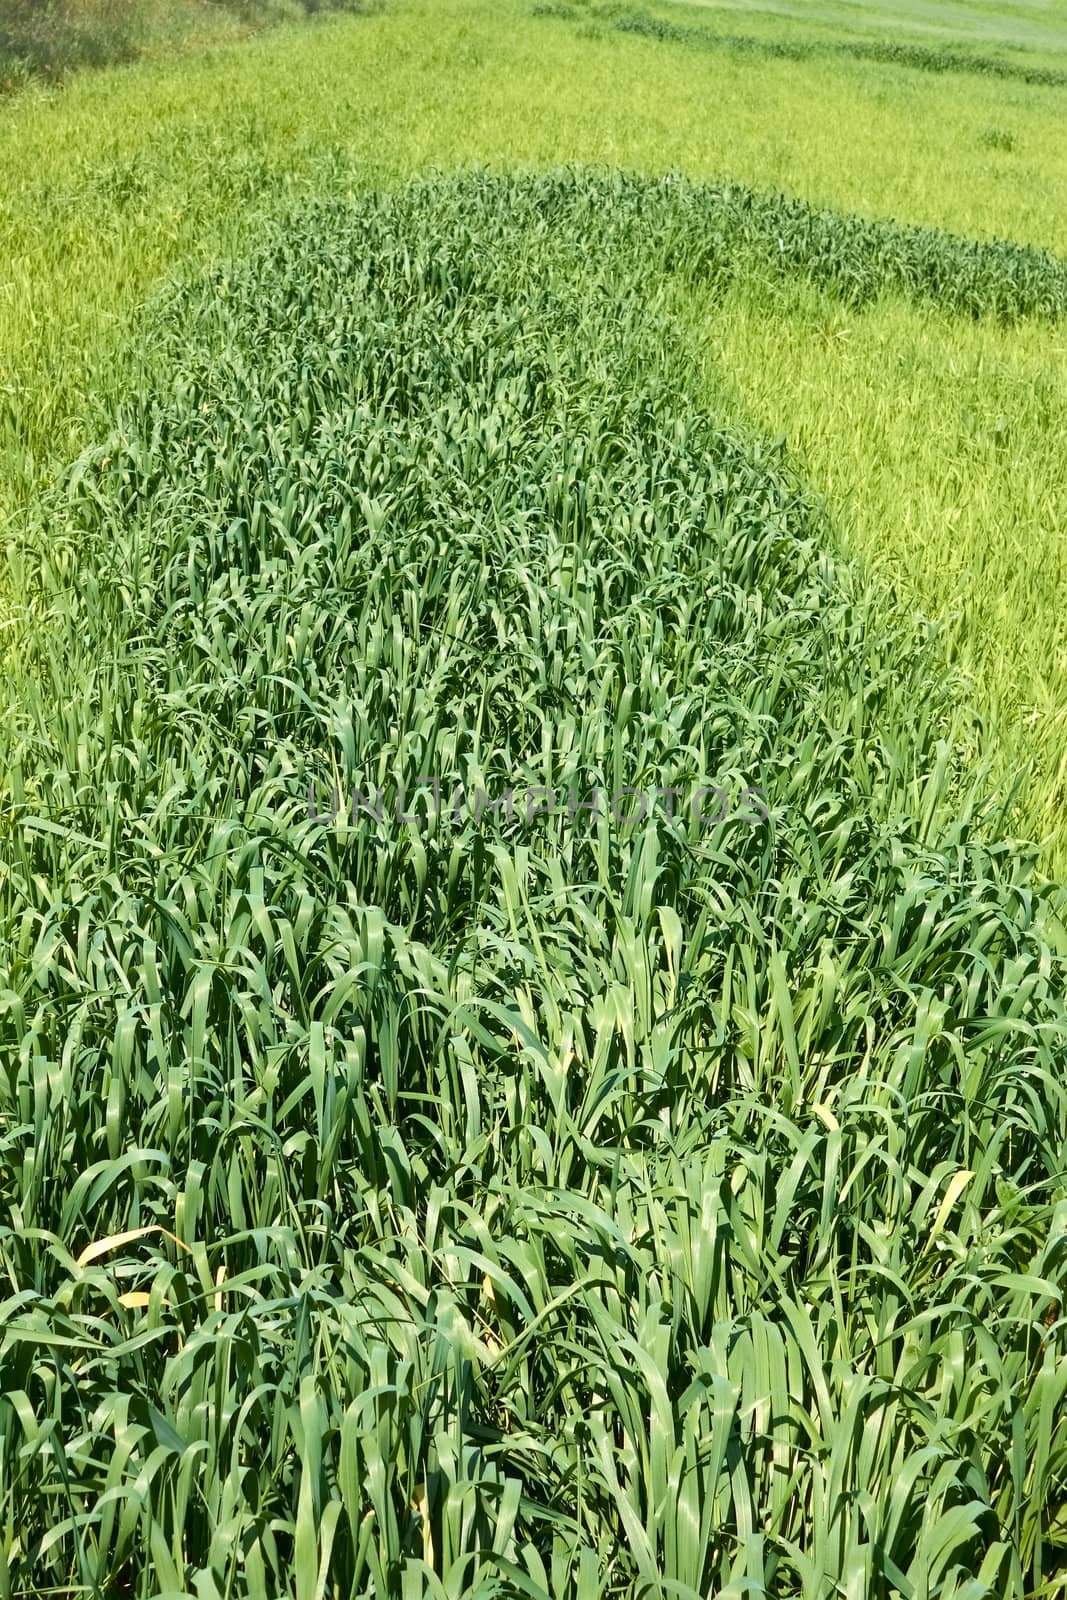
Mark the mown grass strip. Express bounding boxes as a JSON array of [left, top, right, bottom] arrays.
[[2, 169, 1066, 1598], [603, 10, 1067, 89]]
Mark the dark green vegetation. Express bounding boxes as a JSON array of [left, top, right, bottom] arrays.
[[597, 11, 1067, 88], [0, 0, 363, 82], [3, 169, 1067, 1598], [615, 175, 1067, 321]]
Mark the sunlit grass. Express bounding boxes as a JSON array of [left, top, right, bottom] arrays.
[[5, 0, 1065, 856], [3, 4, 1067, 1591], [689, 278, 1067, 868], [3, 170, 1067, 1597], [2, 0, 1065, 519]]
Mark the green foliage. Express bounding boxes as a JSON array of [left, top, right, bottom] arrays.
[[3, 169, 1067, 1599], [0, 0, 365, 79], [652, 175, 1067, 321], [607, 11, 1067, 89], [979, 125, 1018, 153]]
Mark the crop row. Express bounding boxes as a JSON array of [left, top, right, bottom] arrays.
[[457, 154, 1067, 322], [663, 176, 1067, 320], [2, 170, 1066, 1597], [602, 11, 1067, 90]]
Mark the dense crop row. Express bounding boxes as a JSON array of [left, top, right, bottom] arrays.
[[597, 10, 1067, 90], [654, 176, 1067, 320], [3, 170, 1067, 1597], [543, 165, 1067, 321]]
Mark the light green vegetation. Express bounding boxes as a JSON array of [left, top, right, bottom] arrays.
[[5, 167, 1067, 1600], [2, 0, 1062, 876], [2, 0, 1064, 478], [699, 284, 1067, 865], [567, 0, 1067, 862], [2, 0, 1066, 450], [664, 0, 1067, 58], [3, 1, 1067, 1595], [604, 8, 1067, 87], [4, 0, 1066, 860]]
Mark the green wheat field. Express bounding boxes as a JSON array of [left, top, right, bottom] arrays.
[[2, 0, 1067, 1595]]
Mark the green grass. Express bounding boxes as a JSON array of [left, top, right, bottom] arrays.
[[4, 167, 1067, 1599], [666, 0, 1067, 59], [699, 281, 1067, 870], [4, 1, 1067, 1594], [606, 9, 1067, 86], [2, 0, 1065, 866]]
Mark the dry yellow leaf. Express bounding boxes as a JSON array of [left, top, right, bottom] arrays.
[[76, 1225, 191, 1269]]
